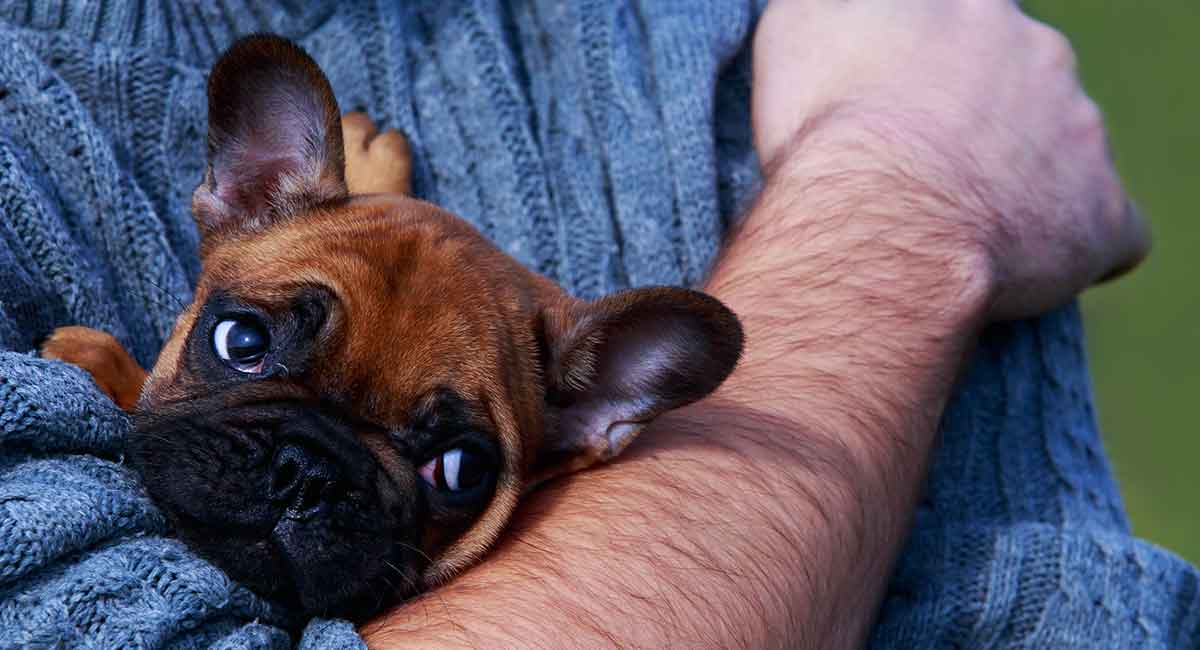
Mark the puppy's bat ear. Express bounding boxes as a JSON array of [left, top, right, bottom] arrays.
[[533, 287, 744, 481], [191, 34, 346, 251]]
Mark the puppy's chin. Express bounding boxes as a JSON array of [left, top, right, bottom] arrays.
[[127, 397, 424, 620]]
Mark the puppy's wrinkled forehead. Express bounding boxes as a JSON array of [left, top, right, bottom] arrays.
[[192, 196, 530, 425]]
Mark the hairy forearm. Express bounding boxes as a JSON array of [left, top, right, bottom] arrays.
[[691, 147, 992, 646], [361, 145, 992, 649]]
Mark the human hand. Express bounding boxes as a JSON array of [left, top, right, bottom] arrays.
[[752, 0, 1149, 321]]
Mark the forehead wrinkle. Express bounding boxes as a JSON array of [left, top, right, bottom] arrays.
[[198, 198, 521, 425], [202, 222, 402, 315], [340, 310, 500, 433]]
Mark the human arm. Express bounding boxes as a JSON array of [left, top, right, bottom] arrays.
[[360, 1, 1147, 647], [360, 162, 990, 650]]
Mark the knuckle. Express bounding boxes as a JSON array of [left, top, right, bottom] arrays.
[[1072, 97, 1107, 138], [1057, 44, 1078, 72], [1036, 23, 1077, 70]]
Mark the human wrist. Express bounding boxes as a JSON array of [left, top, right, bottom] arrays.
[[704, 122, 1003, 480], [754, 112, 999, 335]]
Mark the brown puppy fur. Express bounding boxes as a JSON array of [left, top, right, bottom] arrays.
[[42, 326, 147, 411], [41, 34, 742, 619]]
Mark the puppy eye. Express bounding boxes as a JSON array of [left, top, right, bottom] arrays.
[[212, 318, 269, 373], [419, 448, 489, 492]]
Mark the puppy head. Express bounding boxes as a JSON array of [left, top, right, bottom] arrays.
[[128, 35, 743, 620]]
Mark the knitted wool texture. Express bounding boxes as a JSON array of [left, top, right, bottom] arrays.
[[0, 1, 1196, 648]]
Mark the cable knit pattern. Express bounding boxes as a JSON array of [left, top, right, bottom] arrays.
[[0, 1, 1195, 647]]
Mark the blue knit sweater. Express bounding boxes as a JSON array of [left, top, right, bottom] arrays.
[[0, 1, 1196, 648]]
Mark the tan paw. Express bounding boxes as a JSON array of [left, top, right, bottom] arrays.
[[41, 326, 147, 412], [342, 112, 412, 196]]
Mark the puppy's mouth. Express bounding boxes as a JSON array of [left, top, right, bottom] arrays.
[[127, 390, 423, 620]]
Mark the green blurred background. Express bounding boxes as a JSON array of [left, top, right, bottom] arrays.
[[1023, 2, 1199, 564]]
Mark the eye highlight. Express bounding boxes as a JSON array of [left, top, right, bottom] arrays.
[[419, 448, 490, 492], [213, 317, 269, 373]]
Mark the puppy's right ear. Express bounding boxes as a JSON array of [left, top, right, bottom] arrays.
[[532, 287, 744, 482], [192, 34, 347, 252]]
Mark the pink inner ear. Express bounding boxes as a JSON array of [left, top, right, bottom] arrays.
[[555, 322, 695, 460], [214, 153, 305, 218], [595, 324, 689, 397], [541, 286, 742, 468], [198, 44, 343, 234]]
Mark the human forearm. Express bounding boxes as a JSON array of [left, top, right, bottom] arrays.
[[360, 154, 990, 649], [694, 146, 995, 647]]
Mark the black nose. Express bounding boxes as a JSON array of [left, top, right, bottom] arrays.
[[270, 443, 341, 520]]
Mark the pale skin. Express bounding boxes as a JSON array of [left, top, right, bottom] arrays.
[[360, 1, 1148, 648]]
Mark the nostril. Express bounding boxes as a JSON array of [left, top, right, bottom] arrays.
[[269, 443, 340, 520], [269, 446, 305, 502]]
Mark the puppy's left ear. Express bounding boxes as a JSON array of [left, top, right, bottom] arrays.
[[192, 34, 346, 249], [535, 287, 744, 477]]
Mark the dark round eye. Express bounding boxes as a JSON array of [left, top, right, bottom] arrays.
[[419, 447, 491, 492], [212, 318, 269, 373]]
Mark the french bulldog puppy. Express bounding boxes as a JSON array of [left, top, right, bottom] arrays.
[[41, 34, 743, 620]]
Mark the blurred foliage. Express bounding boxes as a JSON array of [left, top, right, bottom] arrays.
[[1023, 1, 1200, 564]]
